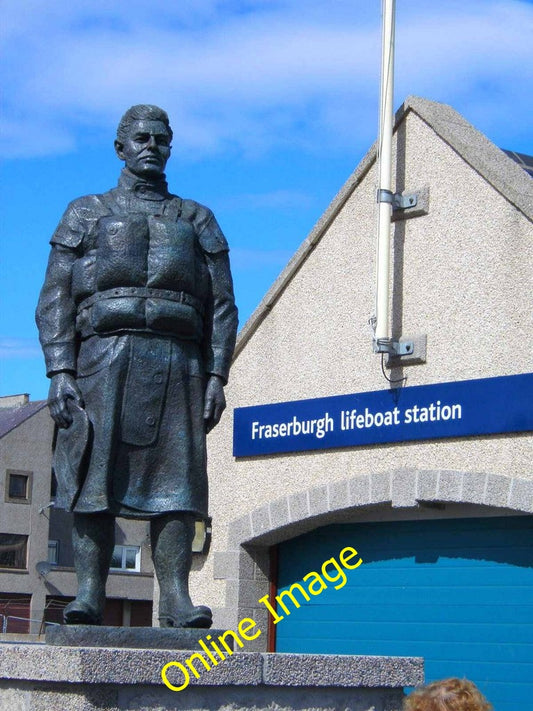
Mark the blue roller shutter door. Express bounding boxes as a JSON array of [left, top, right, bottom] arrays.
[[276, 516, 533, 711]]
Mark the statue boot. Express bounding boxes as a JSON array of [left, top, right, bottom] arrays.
[[64, 513, 115, 625], [151, 512, 212, 628]]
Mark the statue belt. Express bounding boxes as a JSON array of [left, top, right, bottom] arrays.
[[77, 287, 205, 317]]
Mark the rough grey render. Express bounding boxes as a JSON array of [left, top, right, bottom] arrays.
[[0, 643, 423, 711]]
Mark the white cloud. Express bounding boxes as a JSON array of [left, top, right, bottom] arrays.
[[1, 0, 532, 159], [0, 338, 42, 360], [0, 117, 76, 159]]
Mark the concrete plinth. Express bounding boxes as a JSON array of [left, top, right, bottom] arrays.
[[0, 642, 424, 711], [45, 625, 232, 650]]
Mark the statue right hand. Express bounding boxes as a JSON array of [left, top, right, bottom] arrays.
[[48, 372, 85, 429]]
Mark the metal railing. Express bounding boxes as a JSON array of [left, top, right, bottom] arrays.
[[0, 613, 60, 635]]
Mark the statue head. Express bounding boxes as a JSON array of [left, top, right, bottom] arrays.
[[114, 104, 173, 179]]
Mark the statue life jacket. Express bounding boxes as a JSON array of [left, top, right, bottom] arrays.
[[72, 192, 208, 341]]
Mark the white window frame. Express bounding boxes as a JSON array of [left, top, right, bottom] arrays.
[[110, 545, 141, 572]]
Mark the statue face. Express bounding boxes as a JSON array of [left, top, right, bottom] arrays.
[[115, 119, 171, 178]]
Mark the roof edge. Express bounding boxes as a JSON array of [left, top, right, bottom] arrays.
[[402, 95, 533, 222], [0, 400, 48, 440]]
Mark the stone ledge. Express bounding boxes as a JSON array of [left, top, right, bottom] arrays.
[[0, 643, 423, 689], [0, 644, 263, 687], [263, 653, 424, 688]]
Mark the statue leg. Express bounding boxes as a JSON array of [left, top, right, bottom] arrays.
[[64, 512, 115, 625], [151, 512, 212, 628]]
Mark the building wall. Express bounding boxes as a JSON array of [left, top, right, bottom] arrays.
[[1, 401, 155, 632], [195, 106, 533, 628], [0, 405, 54, 632], [46, 512, 154, 604]]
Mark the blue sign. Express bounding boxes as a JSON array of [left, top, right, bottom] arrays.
[[233, 373, 533, 457]]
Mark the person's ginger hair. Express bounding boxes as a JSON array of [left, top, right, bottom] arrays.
[[404, 678, 492, 711]]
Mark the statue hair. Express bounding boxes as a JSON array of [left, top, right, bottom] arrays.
[[116, 105, 173, 144]]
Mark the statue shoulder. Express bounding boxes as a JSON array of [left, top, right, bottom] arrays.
[[63, 193, 111, 220], [176, 196, 213, 224], [51, 193, 110, 248], [177, 197, 229, 254]]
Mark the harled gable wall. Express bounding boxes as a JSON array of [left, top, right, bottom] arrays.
[[195, 106, 532, 631]]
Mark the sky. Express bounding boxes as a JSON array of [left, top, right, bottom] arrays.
[[1, 0, 532, 401]]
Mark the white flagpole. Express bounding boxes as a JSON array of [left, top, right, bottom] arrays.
[[373, 0, 396, 353]]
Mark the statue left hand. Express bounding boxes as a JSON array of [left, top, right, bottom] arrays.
[[204, 375, 226, 433]]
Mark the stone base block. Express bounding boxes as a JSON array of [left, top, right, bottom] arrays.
[[46, 625, 232, 650], [0, 642, 423, 711]]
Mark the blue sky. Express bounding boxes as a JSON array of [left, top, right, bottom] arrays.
[[1, 0, 532, 401]]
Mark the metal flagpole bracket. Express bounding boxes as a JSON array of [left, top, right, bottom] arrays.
[[373, 334, 427, 366], [377, 186, 430, 222], [393, 192, 418, 210], [377, 188, 418, 211], [373, 336, 414, 356]]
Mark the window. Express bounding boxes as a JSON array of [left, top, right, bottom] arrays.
[[0, 533, 28, 569], [110, 545, 140, 572], [0, 594, 31, 633], [50, 471, 57, 499], [48, 540, 59, 565], [9, 474, 27, 498], [5, 470, 32, 503]]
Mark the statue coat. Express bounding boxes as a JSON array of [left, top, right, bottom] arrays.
[[36, 169, 238, 519]]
